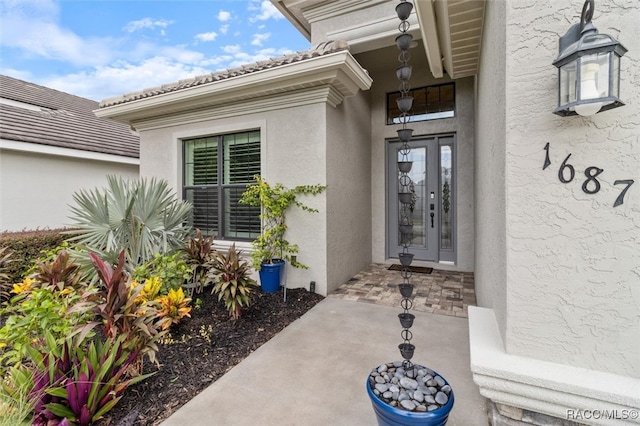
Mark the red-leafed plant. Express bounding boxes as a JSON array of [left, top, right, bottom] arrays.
[[70, 250, 169, 365], [207, 244, 258, 320]]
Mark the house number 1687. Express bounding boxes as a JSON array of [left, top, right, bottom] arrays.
[[543, 143, 634, 207]]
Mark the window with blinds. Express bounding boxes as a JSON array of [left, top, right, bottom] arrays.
[[183, 130, 261, 240]]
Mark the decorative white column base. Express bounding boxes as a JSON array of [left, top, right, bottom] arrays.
[[469, 307, 640, 426]]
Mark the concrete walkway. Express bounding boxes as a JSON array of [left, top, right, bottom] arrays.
[[161, 297, 487, 426]]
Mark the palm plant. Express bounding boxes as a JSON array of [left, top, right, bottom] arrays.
[[66, 175, 192, 272]]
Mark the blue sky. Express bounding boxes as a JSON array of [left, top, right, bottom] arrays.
[[0, 0, 311, 101]]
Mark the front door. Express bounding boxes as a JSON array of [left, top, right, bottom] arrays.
[[387, 134, 455, 262]]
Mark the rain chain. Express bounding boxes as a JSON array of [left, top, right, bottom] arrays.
[[394, 0, 416, 370]]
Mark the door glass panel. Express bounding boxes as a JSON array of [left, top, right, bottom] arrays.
[[398, 147, 426, 247], [440, 145, 453, 250]]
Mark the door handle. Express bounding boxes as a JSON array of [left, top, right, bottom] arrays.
[[430, 204, 435, 228]]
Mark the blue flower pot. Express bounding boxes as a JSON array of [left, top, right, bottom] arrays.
[[367, 367, 454, 426], [258, 260, 285, 293]]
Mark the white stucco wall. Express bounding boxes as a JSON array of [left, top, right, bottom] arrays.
[[475, 0, 640, 379], [0, 149, 138, 232], [325, 88, 372, 293], [360, 45, 475, 272]]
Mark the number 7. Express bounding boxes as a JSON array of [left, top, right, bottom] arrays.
[[613, 180, 634, 207]]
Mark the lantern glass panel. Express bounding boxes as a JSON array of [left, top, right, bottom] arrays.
[[559, 62, 577, 106], [579, 54, 609, 100], [613, 54, 620, 98]]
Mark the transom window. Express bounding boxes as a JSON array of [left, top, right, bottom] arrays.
[[183, 130, 261, 240], [387, 83, 455, 124]]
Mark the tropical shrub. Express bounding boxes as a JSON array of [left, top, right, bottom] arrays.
[[0, 366, 33, 426], [0, 251, 92, 373], [66, 175, 192, 272], [239, 175, 326, 270], [71, 251, 169, 365], [0, 246, 12, 303], [0, 230, 67, 284], [207, 244, 257, 319], [182, 228, 216, 294], [33, 249, 82, 291], [132, 252, 192, 295], [131, 276, 162, 305], [156, 287, 192, 328], [26, 333, 153, 426], [0, 284, 87, 372]]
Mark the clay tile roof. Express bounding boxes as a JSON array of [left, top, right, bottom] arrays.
[[0, 75, 139, 158], [99, 40, 350, 108]]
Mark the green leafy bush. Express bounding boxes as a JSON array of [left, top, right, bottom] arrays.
[[132, 252, 192, 295], [0, 247, 12, 303], [239, 175, 325, 270], [0, 230, 67, 284], [0, 250, 90, 373], [0, 285, 87, 372]]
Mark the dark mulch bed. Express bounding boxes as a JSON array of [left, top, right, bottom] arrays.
[[103, 287, 324, 426]]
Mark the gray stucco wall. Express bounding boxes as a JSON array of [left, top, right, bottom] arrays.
[[478, 0, 640, 377], [136, 102, 332, 294], [325, 88, 372, 293], [474, 0, 508, 342]]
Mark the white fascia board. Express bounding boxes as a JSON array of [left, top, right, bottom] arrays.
[[434, 0, 454, 79], [326, 14, 420, 55], [271, 0, 311, 40], [303, 0, 388, 23], [469, 307, 640, 425], [0, 139, 140, 165], [95, 51, 372, 125], [414, 0, 444, 78]]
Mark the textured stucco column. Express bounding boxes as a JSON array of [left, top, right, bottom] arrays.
[[471, 0, 640, 424]]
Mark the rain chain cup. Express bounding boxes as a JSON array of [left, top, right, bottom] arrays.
[[367, 2, 454, 424]]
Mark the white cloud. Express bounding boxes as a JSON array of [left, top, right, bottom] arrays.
[[221, 44, 241, 54], [249, 1, 283, 22], [219, 24, 229, 35], [195, 32, 218, 42], [251, 33, 271, 46], [123, 18, 173, 33], [40, 57, 213, 101], [217, 10, 231, 22]]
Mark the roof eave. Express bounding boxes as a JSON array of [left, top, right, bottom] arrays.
[[95, 50, 371, 125]]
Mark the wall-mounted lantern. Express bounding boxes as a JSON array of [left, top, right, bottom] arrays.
[[552, 0, 627, 116]]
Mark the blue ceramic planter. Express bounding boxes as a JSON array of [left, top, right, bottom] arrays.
[[367, 368, 454, 426], [258, 260, 284, 293]]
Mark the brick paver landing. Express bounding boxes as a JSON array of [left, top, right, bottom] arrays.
[[328, 264, 476, 318]]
